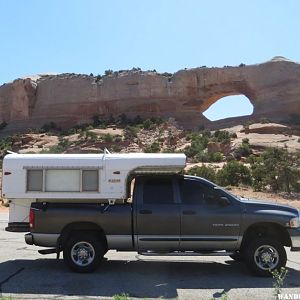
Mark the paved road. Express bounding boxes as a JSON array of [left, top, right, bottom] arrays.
[[0, 212, 300, 300]]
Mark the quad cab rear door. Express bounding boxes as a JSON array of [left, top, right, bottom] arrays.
[[134, 176, 180, 251]]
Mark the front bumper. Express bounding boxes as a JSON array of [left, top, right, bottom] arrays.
[[288, 228, 300, 251]]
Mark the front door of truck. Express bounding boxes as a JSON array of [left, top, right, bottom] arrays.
[[178, 177, 242, 251], [135, 176, 180, 251]]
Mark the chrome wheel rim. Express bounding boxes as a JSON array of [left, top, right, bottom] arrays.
[[254, 244, 279, 270], [71, 241, 95, 267]]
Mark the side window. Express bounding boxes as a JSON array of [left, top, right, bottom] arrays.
[[27, 170, 43, 191], [82, 170, 98, 191], [45, 169, 80, 192], [179, 179, 205, 204], [203, 186, 230, 208], [143, 178, 174, 204]]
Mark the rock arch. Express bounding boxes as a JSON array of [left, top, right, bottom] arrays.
[[0, 57, 300, 132]]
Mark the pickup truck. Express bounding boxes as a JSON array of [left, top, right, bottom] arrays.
[[25, 174, 300, 276]]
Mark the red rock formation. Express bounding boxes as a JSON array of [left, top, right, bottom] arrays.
[[1, 56, 300, 132]]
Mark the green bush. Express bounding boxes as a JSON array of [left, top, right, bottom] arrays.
[[103, 133, 113, 143], [186, 165, 216, 182], [216, 161, 252, 186], [234, 142, 252, 159], [184, 133, 209, 159], [144, 142, 160, 153], [195, 150, 209, 162], [209, 151, 223, 162], [124, 126, 140, 140], [143, 119, 156, 130], [213, 130, 231, 144], [250, 148, 300, 193], [0, 136, 13, 152]]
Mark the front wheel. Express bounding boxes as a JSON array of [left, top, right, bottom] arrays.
[[244, 237, 287, 277], [63, 232, 105, 273]]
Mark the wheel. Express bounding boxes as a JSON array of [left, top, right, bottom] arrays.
[[244, 237, 287, 277], [230, 251, 244, 262], [63, 232, 105, 273]]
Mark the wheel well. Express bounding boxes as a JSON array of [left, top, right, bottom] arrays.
[[59, 222, 108, 251], [241, 222, 291, 249]]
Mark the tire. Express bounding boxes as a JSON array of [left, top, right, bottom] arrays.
[[63, 232, 105, 273], [244, 237, 287, 277], [230, 251, 244, 262]]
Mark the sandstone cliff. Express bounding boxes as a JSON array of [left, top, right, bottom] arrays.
[[1, 56, 300, 132]]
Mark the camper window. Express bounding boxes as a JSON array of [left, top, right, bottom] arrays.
[[27, 170, 43, 191], [45, 170, 81, 192], [82, 170, 98, 191], [26, 169, 99, 193]]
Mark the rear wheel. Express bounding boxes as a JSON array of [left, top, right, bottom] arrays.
[[63, 232, 105, 273], [244, 237, 286, 276]]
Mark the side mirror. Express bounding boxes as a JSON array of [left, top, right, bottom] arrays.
[[219, 196, 231, 207]]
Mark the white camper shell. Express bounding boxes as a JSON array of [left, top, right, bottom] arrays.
[[2, 152, 186, 229]]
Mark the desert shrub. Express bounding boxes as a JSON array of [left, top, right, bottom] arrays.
[[216, 161, 252, 187], [95, 74, 102, 82], [186, 165, 216, 182], [250, 148, 300, 192], [230, 132, 237, 139], [105, 69, 113, 76], [209, 151, 223, 162], [113, 135, 122, 143], [144, 142, 160, 153], [0, 136, 13, 151], [103, 133, 113, 143], [195, 150, 210, 162], [184, 133, 209, 159], [213, 130, 231, 144], [143, 119, 156, 130], [85, 131, 97, 141], [234, 142, 252, 159], [124, 126, 140, 140]]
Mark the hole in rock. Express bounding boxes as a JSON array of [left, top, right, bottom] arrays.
[[203, 95, 253, 121]]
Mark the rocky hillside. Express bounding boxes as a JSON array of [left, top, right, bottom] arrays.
[[0, 118, 300, 208], [1, 56, 300, 133]]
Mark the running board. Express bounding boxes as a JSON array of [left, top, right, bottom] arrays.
[[138, 251, 234, 257], [38, 248, 57, 255]]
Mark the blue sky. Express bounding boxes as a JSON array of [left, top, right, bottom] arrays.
[[0, 0, 299, 120]]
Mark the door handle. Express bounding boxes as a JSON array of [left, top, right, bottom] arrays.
[[139, 209, 152, 214], [182, 210, 196, 215]]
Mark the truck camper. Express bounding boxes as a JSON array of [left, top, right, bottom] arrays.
[[2, 151, 186, 232]]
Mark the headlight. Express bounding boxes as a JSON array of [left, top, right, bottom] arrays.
[[287, 213, 300, 228]]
